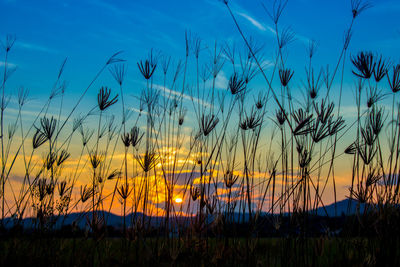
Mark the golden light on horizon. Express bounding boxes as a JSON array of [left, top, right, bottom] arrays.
[[175, 197, 183, 204]]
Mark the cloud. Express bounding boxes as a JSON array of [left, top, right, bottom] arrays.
[[89, 0, 126, 17], [203, 0, 273, 34], [228, 1, 276, 35], [215, 71, 228, 89], [89, 0, 182, 28], [295, 33, 312, 45], [233, 5, 310, 45], [204, 0, 276, 34], [16, 41, 58, 54], [153, 84, 213, 109], [5, 106, 68, 122], [237, 12, 266, 32], [370, 1, 400, 14], [128, 107, 148, 116], [0, 61, 17, 68]]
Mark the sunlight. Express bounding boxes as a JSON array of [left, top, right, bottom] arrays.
[[174, 197, 183, 204]]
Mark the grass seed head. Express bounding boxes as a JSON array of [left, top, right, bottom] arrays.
[[97, 87, 118, 111], [387, 64, 400, 93], [279, 68, 294, 87], [351, 51, 375, 79]]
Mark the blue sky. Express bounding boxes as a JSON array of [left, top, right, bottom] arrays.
[[1, 0, 399, 101], [0, 0, 399, 138]]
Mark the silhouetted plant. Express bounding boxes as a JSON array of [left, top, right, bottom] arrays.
[[97, 87, 118, 111], [351, 51, 375, 79], [279, 68, 294, 87], [137, 59, 157, 80], [387, 64, 400, 93]]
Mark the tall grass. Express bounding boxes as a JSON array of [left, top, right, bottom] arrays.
[[1, 0, 400, 265]]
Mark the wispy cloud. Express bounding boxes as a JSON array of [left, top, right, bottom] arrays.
[[228, 1, 276, 35], [88, 0, 185, 49], [339, 106, 365, 119], [153, 84, 212, 108], [370, 1, 400, 14], [232, 3, 311, 45], [89, 0, 127, 17], [89, 0, 181, 26], [128, 107, 148, 116], [237, 12, 266, 32], [237, 10, 311, 45], [0, 61, 17, 68], [16, 41, 57, 53], [215, 71, 228, 89], [5, 107, 68, 121], [203, 0, 274, 34]]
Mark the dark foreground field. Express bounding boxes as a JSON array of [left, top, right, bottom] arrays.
[[1, 236, 399, 266], [1, 202, 400, 266]]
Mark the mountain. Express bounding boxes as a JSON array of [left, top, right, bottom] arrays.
[[315, 198, 366, 217], [2, 211, 187, 230], [1, 199, 372, 229]]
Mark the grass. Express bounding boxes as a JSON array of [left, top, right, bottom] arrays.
[[1, 236, 399, 266], [1, 0, 400, 265]]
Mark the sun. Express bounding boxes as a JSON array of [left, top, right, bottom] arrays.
[[175, 197, 183, 204]]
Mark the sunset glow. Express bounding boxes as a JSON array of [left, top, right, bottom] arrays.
[[175, 197, 183, 204]]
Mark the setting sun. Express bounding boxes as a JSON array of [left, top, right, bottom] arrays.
[[175, 198, 183, 204]]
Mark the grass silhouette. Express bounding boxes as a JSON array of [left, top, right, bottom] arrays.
[[1, 0, 400, 266]]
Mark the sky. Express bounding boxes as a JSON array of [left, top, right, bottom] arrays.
[[0, 0, 399, 93], [0, 0, 399, 98], [0, 0, 400, 215]]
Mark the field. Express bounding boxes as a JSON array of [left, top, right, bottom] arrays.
[[1, 236, 399, 266]]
